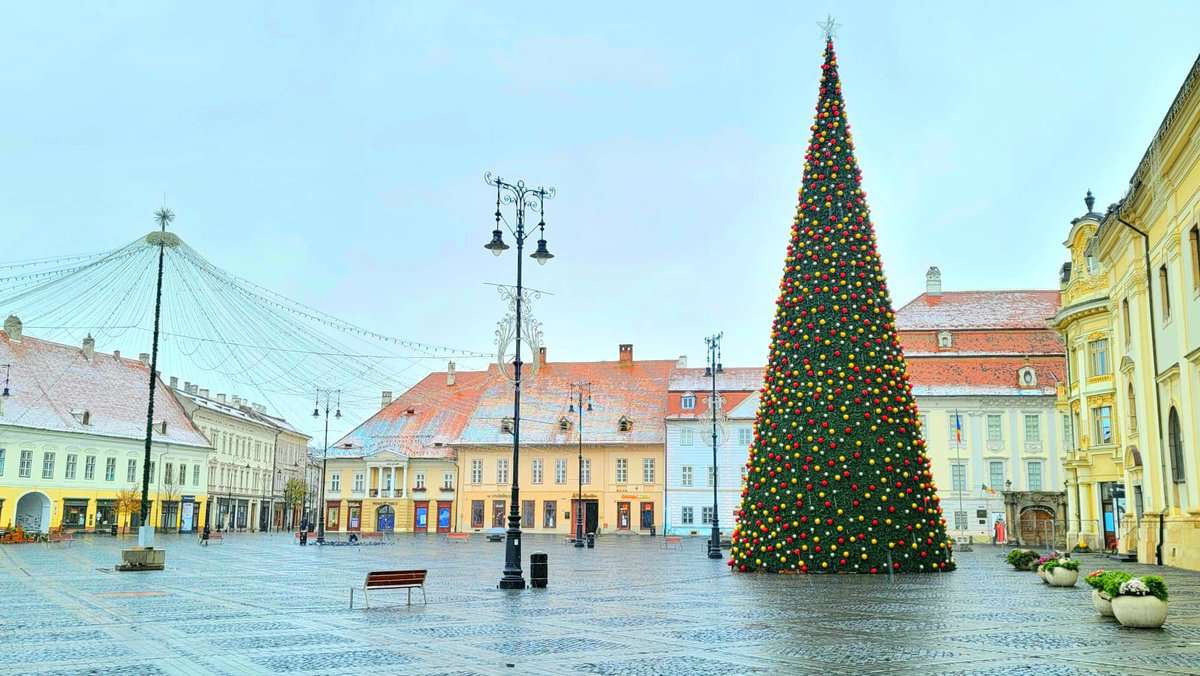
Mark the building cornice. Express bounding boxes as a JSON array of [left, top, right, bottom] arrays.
[[1051, 297, 1111, 329]]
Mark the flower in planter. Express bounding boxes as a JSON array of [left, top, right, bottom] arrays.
[[1119, 579, 1150, 596], [1044, 558, 1079, 572], [1085, 569, 1106, 589], [1115, 576, 1168, 602], [1100, 571, 1134, 599]]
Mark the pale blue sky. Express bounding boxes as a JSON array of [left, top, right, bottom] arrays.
[[2, 2, 1198, 440]]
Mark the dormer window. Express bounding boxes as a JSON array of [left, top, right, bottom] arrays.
[[71, 409, 92, 426], [157, 420, 167, 434], [937, 331, 953, 348], [558, 416, 572, 431], [681, 393, 696, 410], [1018, 366, 1037, 389], [618, 416, 632, 433], [501, 417, 514, 435]]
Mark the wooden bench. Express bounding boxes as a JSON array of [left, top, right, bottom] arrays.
[[48, 532, 76, 544], [446, 533, 470, 542], [350, 569, 427, 609], [204, 532, 224, 545], [293, 531, 316, 541], [661, 535, 682, 550]]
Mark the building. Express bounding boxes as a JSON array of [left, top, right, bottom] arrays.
[[664, 364, 761, 536], [456, 345, 673, 536], [249, 409, 310, 531], [0, 317, 211, 533], [304, 446, 322, 529], [170, 382, 278, 532], [897, 269, 1067, 546], [1052, 52, 1200, 570], [321, 365, 483, 534]]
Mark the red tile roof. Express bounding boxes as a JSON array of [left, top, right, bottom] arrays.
[[903, 355, 1063, 396], [898, 330, 1064, 356], [895, 291, 1061, 331]]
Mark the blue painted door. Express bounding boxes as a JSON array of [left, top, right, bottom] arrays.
[[376, 505, 395, 532]]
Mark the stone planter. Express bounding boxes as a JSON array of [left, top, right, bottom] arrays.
[[1037, 565, 1049, 582], [1048, 567, 1078, 587], [1112, 595, 1168, 628], [1092, 589, 1114, 617]]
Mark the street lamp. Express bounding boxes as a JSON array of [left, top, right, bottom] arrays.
[[569, 382, 592, 547], [485, 172, 555, 590], [704, 333, 724, 560], [313, 389, 341, 544]]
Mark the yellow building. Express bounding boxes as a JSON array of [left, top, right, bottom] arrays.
[[0, 317, 212, 534], [1053, 53, 1200, 570]]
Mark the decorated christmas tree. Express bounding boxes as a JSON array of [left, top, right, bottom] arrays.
[[730, 34, 953, 574]]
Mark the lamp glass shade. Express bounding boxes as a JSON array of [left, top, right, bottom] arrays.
[[530, 238, 553, 265], [485, 229, 509, 255]]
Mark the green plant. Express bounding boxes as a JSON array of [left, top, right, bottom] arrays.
[[1085, 569, 1106, 589], [1139, 576, 1168, 602], [1101, 571, 1134, 598], [1044, 558, 1079, 572], [1006, 549, 1037, 569]]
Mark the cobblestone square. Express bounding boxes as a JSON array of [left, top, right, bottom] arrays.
[[0, 535, 1198, 675]]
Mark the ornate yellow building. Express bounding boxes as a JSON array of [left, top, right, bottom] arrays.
[[1054, 53, 1200, 570]]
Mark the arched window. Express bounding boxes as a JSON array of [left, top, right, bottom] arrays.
[[1169, 407, 1185, 483], [681, 393, 696, 410], [1126, 384, 1137, 433]]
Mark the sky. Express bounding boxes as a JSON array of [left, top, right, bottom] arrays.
[[2, 1, 1199, 442]]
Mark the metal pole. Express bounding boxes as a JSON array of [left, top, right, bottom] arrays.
[[317, 401, 329, 543], [500, 194, 527, 590], [139, 209, 172, 532], [576, 389, 584, 547], [707, 335, 722, 559]]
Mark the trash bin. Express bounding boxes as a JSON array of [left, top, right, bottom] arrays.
[[586, 532, 595, 549], [110, 524, 118, 537], [650, 525, 656, 537], [530, 552, 548, 588]]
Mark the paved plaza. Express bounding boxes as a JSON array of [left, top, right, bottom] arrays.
[[1, 534, 1199, 675]]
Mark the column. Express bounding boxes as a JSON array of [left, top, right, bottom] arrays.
[[402, 465, 408, 498], [390, 466, 397, 498]]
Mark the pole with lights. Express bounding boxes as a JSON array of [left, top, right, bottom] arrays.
[[484, 172, 555, 589], [313, 389, 341, 544], [569, 382, 592, 547], [704, 333, 724, 559]]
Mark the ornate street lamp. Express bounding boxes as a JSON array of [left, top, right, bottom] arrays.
[[569, 382, 592, 547], [313, 389, 341, 544], [705, 333, 724, 559], [484, 172, 555, 590]]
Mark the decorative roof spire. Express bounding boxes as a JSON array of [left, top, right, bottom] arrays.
[[1085, 190, 1095, 213]]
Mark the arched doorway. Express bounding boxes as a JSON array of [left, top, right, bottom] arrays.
[[1019, 506, 1055, 547], [376, 505, 395, 533], [16, 491, 51, 533]]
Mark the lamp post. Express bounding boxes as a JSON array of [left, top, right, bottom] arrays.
[[704, 333, 724, 559], [484, 172, 555, 590], [569, 382, 592, 547], [313, 389, 341, 544]]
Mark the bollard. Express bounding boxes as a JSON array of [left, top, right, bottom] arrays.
[[586, 532, 595, 549], [530, 552, 548, 588], [886, 550, 894, 582]]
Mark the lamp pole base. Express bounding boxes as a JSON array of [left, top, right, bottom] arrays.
[[498, 527, 526, 589]]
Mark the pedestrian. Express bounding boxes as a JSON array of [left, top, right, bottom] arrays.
[[993, 517, 1006, 546], [299, 517, 308, 546], [201, 524, 211, 547]]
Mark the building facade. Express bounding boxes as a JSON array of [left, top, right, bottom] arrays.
[[251, 411, 310, 531], [1053, 52, 1200, 570], [898, 269, 1067, 546], [0, 319, 211, 533], [664, 366, 761, 536]]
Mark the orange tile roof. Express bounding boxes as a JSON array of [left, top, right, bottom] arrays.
[[903, 355, 1063, 396], [898, 330, 1064, 356], [895, 290, 1061, 331]]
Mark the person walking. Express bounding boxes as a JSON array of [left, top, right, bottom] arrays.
[[299, 517, 308, 546], [201, 523, 211, 547], [993, 517, 1006, 546]]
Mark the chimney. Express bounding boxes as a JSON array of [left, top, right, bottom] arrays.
[[381, 390, 393, 409], [926, 266, 943, 296], [198, 388, 209, 399], [538, 347, 547, 364], [82, 335, 95, 360], [677, 355, 687, 368], [138, 352, 150, 365], [216, 393, 226, 403], [187, 384, 198, 394], [169, 376, 178, 389], [183, 381, 191, 392], [619, 343, 633, 364], [113, 350, 120, 360], [3, 315, 21, 342], [447, 361, 457, 386]]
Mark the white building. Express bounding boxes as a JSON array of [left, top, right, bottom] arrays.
[[664, 366, 762, 536]]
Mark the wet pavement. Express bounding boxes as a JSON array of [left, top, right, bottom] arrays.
[[1, 533, 1198, 675]]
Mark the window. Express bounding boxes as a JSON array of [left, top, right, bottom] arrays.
[[738, 427, 753, 446], [953, 510, 967, 531], [681, 428, 694, 446], [543, 500, 556, 528], [105, 457, 116, 481], [1024, 415, 1040, 442], [41, 452, 55, 479], [987, 414, 1002, 442], [707, 465, 716, 487], [164, 463, 173, 485], [19, 450, 32, 478], [84, 455, 96, 480], [353, 472, 364, 493], [531, 459, 543, 485], [522, 500, 534, 528], [1127, 384, 1138, 433], [1160, 265, 1171, 321], [1122, 299, 1132, 342], [65, 454, 77, 480], [497, 459, 509, 484], [682, 465, 694, 487], [127, 459, 137, 483], [331, 473, 341, 492], [701, 506, 715, 524], [471, 459, 482, 484], [988, 461, 1004, 489], [149, 461, 155, 480], [1169, 407, 1185, 483], [1092, 406, 1113, 445], [492, 500, 506, 527], [471, 500, 485, 529], [1191, 226, 1200, 291], [616, 458, 628, 484], [643, 458, 655, 483], [1089, 339, 1110, 376], [948, 413, 964, 445], [442, 472, 454, 489], [414, 472, 425, 490], [501, 417, 514, 434], [938, 331, 952, 348], [179, 464, 186, 485], [581, 458, 591, 484], [0, 448, 4, 476], [681, 393, 696, 410], [558, 417, 571, 431], [681, 506, 694, 524], [193, 465, 200, 486], [951, 463, 966, 492], [618, 416, 632, 432], [1027, 461, 1043, 491], [555, 458, 567, 484]]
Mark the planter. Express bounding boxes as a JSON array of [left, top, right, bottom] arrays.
[[1092, 589, 1114, 617], [1112, 595, 1168, 628], [1048, 567, 1078, 587], [1037, 565, 1049, 582]]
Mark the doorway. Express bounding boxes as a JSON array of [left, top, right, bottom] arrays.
[[376, 504, 395, 532], [16, 491, 51, 533], [640, 502, 655, 533], [436, 501, 452, 533], [1019, 507, 1055, 547], [414, 501, 429, 532], [571, 499, 599, 537], [617, 502, 631, 530]]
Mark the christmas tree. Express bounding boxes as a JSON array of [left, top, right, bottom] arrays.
[[730, 35, 953, 574]]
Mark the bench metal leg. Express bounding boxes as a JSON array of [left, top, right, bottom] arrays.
[[421, 586, 427, 605], [349, 588, 354, 609], [364, 588, 369, 609], [407, 588, 411, 606]]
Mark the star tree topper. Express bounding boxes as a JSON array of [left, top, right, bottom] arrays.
[[817, 14, 841, 41]]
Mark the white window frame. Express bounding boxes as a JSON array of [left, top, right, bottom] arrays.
[[681, 428, 694, 446], [681, 465, 694, 487], [42, 452, 55, 480], [65, 453, 77, 480], [471, 459, 483, 484], [643, 458, 655, 483], [19, 450, 32, 478], [554, 458, 567, 484], [497, 459, 509, 484], [531, 459, 543, 485], [1024, 414, 1040, 442], [616, 458, 628, 484], [581, 458, 592, 485], [681, 506, 694, 524]]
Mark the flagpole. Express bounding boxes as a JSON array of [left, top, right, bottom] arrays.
[[955, 409, 964, 539]]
